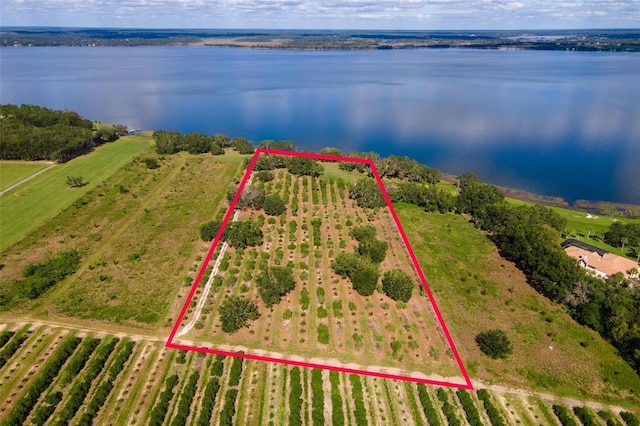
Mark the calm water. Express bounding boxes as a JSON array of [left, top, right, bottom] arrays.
[[1, 47, 639, 204]]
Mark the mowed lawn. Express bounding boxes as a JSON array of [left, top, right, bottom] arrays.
[[395, 202, 640, 404], [0, 136, 152, 252], [0, 162, 51, 192], [507, 198, 640, 257]]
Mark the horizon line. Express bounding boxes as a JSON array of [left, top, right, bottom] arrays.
[[2, 25, 639, 32]]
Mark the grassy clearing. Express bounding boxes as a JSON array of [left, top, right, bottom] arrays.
[[506, 198, 640, 258], [322, 162, 361, 184], [0, 136, 152, 252], [395, 202, 640, 405], [0, 162, 50, 191], [0, 151, 244, 328]]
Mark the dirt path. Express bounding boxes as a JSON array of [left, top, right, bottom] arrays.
[[176, 210, 239, 338], [473, 380, 628, 412], [0, 163, 55, 196]]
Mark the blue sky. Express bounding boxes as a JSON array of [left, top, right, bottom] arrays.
[[1, 0, 638, 30]]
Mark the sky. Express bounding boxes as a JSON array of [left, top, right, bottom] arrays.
[[1, 0, 638, 30]]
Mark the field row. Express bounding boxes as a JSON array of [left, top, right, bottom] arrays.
[[1, 322, 637, 425], [178, 170, 460, 380]]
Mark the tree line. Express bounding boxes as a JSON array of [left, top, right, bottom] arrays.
[[153, 130, 258, 155], [0, 104, 127, 162]]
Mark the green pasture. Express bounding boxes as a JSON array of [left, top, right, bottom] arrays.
[[0, 162, 51, 192], [395, 202, 640, 404], [321, 162, 362, 184], [0, 136, 152, 252]]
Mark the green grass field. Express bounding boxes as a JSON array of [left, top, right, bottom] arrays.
[[395, 202, 640, 404], [0, 162, 51, 192], [507, 198, 640, 258], [0, 150, 245, 328], [322, 162, 363, 184], [0, 136, 152, 252]]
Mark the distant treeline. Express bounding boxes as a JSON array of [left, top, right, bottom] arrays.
[[0, 104, 127, 162], [153, 131, 254, 155], [2, 28, 639, 52]]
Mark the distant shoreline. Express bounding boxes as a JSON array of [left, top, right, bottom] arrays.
[[2, 27, 639, 52]]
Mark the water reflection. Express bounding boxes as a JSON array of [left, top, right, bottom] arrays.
[[1, 47, 638, 204]]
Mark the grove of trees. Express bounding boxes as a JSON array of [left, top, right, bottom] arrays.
[[154, 131, 256, 155], [0, 104, 125, 162], [332, 226, 390, 296], [349, 178, 386, 209]]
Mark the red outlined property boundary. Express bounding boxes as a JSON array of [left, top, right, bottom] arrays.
[[166, 148, 473, 390]]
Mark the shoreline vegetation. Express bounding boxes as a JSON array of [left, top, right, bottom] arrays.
[[1, 27, 640, 52]]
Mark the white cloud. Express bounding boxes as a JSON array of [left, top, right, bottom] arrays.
[[0, 0, 638, 28]]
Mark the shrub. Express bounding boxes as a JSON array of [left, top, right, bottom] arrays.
[[311, 369, 325, 425], [228, 356, 243, 387], [350, 375, 368, 425], [621, 411, 639, 426], [211, 354, 225, 376], [475, 329, 513, 359], [255, 170, 275, 182], [263, 194, 286, 216], [149, 375, 180, 426], [311, 218, 322, 247], [350, 258, 380, 296], [287, 156, 323, 177], [66, 175, 88, 187], [199, 219, 222, 242], [477, 389, 506, 426], [289, 367, 303, 426], [0, 332, 29, 369], [143, 157, 160, 169], [218, 296, 259, 333], [210, 142, 224, 155], [553, 405, 578, 426], [223, 220, 263, 248], [331, 253, 379, 296], [300, 287, 310, 310], [219, 389, 239, 426], [573, 406, 598, 426], [257, 266, 296, 307], [457, 390, 483, 426], [382, 269, 414, 302], [317, 324, 329, 344], [197, 378, 220, 425], [349, 225, 377, 241], [330, 371, 345, 425], [417, 384, 441, 426], [332, 300, 343, 317], [349, 178, 386, 209], [357, 237, 388, 263]]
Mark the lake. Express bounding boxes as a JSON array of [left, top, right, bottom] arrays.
[[1, 47, 638, 204]]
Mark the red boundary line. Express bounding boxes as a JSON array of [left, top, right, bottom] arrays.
[[166, 148, 473, 390]]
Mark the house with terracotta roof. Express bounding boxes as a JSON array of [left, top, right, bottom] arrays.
[[562, 239, 639, 280]]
